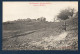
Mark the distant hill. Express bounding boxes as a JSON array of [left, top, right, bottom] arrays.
[[3, 12, 78, 32]]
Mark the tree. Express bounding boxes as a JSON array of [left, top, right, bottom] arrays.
[[57, 8, 74, 20], [26, 18, 31, 22], [37, 17, 46, 22], [57, 8, 75, 31]]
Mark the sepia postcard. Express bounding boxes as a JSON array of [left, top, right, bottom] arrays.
[[2, 1, 78, 50]]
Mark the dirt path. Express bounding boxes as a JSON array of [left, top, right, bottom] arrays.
[[54, 31, 68, 41], [30, 31, 69, 46]]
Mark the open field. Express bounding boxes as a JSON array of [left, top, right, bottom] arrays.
[[2, 17, 78, 50]]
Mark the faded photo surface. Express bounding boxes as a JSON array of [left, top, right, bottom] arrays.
[[2, 1, 78, 50]]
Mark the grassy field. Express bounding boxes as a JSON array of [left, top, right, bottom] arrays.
[[2, 17, 78, 50]]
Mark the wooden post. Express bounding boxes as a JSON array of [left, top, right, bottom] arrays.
[[62, 22, 68, 31], [64, 22, 66, 31]]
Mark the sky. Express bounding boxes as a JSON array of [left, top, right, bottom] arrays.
[[3, 1, 78, 22]]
